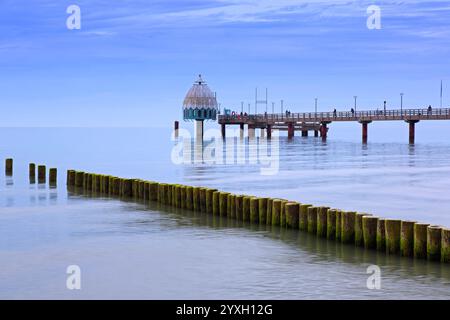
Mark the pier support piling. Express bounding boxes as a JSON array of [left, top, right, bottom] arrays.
[[287, 123, 294, 139], [360, 121, 371, 144], [406, 120, 419, 144], [248, 125, 255, 139], [267, 125, 272, 139], [221, 123, 226, 139], [195, 120, 204, 142]]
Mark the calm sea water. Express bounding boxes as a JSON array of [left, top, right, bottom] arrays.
[[1, 125, 450, 299]]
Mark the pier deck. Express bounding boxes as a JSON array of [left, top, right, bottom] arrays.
[[218, 108, 450, 143]]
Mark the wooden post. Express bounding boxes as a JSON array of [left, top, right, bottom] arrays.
[[317, 206, 330, 237], [235, 195, 244, 221], [326, 209, 337, 240], [376, 218, 386, 251], [29, 163, 36, 183], [385, 219, 401, 254], [307, 207, 318, 234], [249, 197, 259, 223], [400, 221, 415, 257], [341, 211, 356, 244], [336, 210, 342, 241], [5, 158, 13, 176], [271, 199, 281, 226], [258, 198, 268, 225], [299, 204, 312, 231], [441, 228, 450, 263], [427, 225, 442, 261], [285, 202, 300, 229], [242, 196, 251, 222], [49, 168, 57, 186], [38, 165, 46, 184], [212, 191, 220, 216], [362, 216, 378, 249], [355, 213, 371, 246], [219, 192, 229, 217], [266, 198, 273, 226]]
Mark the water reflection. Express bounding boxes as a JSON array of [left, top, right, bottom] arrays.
[[69, 187, 450, 284]]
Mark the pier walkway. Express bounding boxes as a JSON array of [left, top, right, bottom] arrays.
[[218, 107, 450, 143]]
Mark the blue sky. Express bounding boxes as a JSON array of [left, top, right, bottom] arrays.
[[1, 0, 450, 127]]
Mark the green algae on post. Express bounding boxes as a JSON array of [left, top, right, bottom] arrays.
[[307, 207, 318, 234], [341, 211, 356, 244], [355, 213, 371, 246], [271, 199, 281, 226], [376, 218, 386, 252], [326, 209, 337, 240], [362, 216, 378, 249], [400, 221, 416, 257], [427, 225, 442, 261], [249, 197, 259, 223], [385, 219, 401, 254], [441, 228, 450, 263], [285, 202, 300, 229], [258, 198, 268, 225], [317, 206, 329, 237]]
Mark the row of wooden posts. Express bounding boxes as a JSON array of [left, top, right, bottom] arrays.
[[4, 159, 57, 185], [66, 169, 450, 264]]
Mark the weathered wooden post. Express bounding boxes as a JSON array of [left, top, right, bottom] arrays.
[[229, 194, 236, 219], [212, 191, 220, 216], [427, 225, 442, 261], [326, 209, 337, 240], [205, 189, 216, 213], [67, 170, 75, 186], [336, 210, 342, 241], [219, 192, 229, 217], [266, 199, 273, 226], [385, 219, 401, 254], [38, 165, 46, 184], [355, 213, 371, 246], [199, 188, 207, 212], [413, 223, 429, 259], [317, 206, 330, 237], [285, 202, 300, 229], [49, 168, 57, 186], [362, 216, 378, 249], [5, 158, 13, 176], [341, 211, 356, 244], [193, 187, 200, 211], [243, 196, 251, 222], [271, 199, 281, 226], [376, 218, 386, 251], [249, 197, 259, 223], [307, 207, 318, 234], [75, 171, 85, 188], [299, 204, 312, 231], [122, 179, 133, 197], [29, 163, 36, 183], [258, 198, 268, 225], [441, 228, 450, 263], [400, 220, 415, 257], [149, 182, 159, 201], [185, 186, 193, 210], [280, 200, 288, 227], [235, 195, 244, 221]]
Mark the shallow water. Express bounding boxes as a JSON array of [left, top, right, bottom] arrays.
[[1, 126, 450, 299]]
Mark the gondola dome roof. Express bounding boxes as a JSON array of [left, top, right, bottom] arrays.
[[183, 75, 218, 110]]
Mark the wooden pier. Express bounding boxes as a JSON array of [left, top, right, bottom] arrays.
[[218, 107, 450, 143]]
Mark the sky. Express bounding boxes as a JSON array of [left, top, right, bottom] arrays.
[[1, 0, 450, 127]]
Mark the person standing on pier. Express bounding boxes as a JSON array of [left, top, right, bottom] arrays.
[[384, 101, 387, 114]]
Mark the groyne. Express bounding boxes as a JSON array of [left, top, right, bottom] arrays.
[[66, 169, 450, 264]]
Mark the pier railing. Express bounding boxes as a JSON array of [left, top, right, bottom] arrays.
[[219, 108, 450, 123]]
